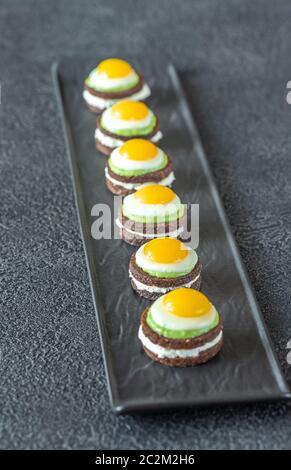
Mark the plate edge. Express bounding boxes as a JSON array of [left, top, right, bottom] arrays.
[[51, 61, 120, 411], [167, 63, 290, 397]]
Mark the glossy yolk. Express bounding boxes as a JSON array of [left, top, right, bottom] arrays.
[[96, 58, 133, 79], [110, 101, 149, 121], [143, 238, 188, 264], [162, 288, 211, 318], [119, 139, 158, 161], [134, 185, 176, 205]]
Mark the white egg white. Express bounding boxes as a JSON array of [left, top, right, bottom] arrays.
[[87, 68, 139, 91], [110, 146, 164, 171], [102, 106, 154, 131], [123, 193, 181, 218], [150, 295, 217, 331], [135, 243, 197, 273]]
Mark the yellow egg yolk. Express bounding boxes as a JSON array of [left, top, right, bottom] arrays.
[[162, 288, 211, 318], [110, 101, 149, 121], [119, 139, 158, 161], [96, 58, 133, 79], [143, 238, 188, 264], [134, 185, 176, 205]]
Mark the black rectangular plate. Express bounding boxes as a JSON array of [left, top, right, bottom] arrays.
[[52, 57, 290, 413]]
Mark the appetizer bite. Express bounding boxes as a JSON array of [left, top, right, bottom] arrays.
[[83, 58, 151, 113], [105, 139, 175, 195], [129, 238, 201, 299], [116, 184, 186, 246], [95, 100, 162, 155], [138, 288, 223, 367]]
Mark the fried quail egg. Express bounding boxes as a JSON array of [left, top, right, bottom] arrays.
[[150, 288, 217, 331], [135, 238, 197, 274]]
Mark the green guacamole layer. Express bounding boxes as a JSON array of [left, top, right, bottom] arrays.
[[85, 75, 139, 93], [137, 265, 194, 278], [146, 309, 219, 340], [123, 204, 185, 224], [108, 153, 168, 177], [101, 115, 157, 137]]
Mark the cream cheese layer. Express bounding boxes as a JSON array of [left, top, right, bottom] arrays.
[[138, 326, 222, 359], [83, 84, 151, 109]]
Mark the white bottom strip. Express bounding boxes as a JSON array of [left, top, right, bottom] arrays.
[[138, 327, 222, 359], [83, 83, 151, 109], [116, 217, 184, 239], [95, 128, 163, 149], [105, 167, 175, 190], [129, 270, 200, 294]]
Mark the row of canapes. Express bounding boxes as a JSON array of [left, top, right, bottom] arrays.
[[84, 58, 223, 367]]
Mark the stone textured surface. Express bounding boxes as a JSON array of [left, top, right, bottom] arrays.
[[0, 0, 291, 450]]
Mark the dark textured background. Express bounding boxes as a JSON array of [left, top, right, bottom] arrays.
[[1, 0, 291, 450]]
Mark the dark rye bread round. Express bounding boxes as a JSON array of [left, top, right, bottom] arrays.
[[96, 140, 114, 156], [87, 103, 103, 114], [96, 114, 160, 142], [130, 252, 202, 287], [118, 206, 187, 246], [107, 158, 173, 184], [105, 158, 174, 196], [140, 307, 223, 367], [143, 339, 223, 367], [105, 177, 130, 195], [95, 116, 160, 155], [84, 73, 144, 100], [119, 206, 186, 235], [141, 307, 222, 349], [131, 276, 202, 300], [129, 252, 202, 300]]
